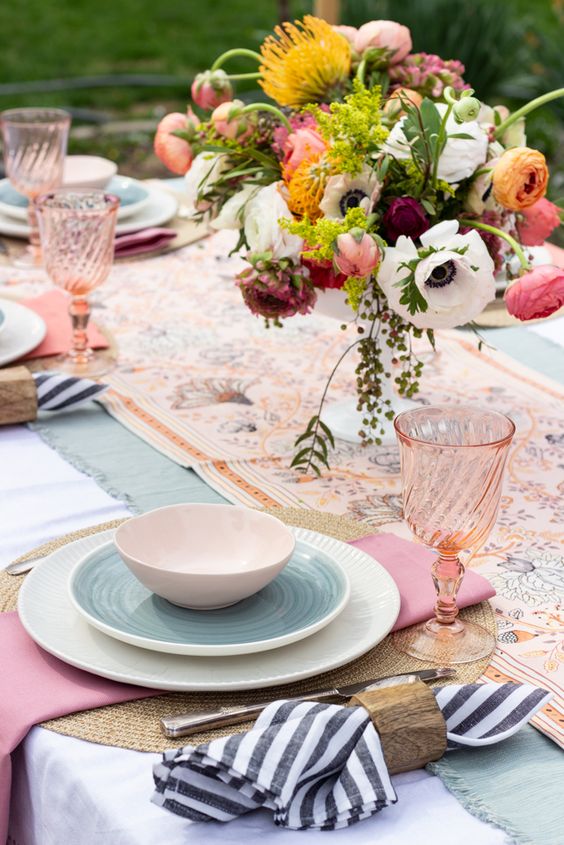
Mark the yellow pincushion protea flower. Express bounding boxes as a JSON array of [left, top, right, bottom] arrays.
[[287, 152, 333, 220], [260, 16, 352, 108]]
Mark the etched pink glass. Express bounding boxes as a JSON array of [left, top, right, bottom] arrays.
[[35, 190, 119, 378], [393, 405, 515, 664], [0, 108, 70, 264]]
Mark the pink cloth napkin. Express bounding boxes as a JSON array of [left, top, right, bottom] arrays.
[[114, 227, 176, 258], [0, 532, 495, 840], [351, 533, 495, 631], [21, 290, 109, 360]]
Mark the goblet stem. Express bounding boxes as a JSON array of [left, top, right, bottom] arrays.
[[431, 552, 465, 627], [68, 296, 92, 365], [26, 204, 42, 264]]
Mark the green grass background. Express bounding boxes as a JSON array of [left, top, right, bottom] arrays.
[[0, 0, 562, 189]]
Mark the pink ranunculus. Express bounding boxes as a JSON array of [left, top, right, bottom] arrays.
[[283, 127, 327, 178], [191, 69, 233, 111], [153, 112, 194, 176], [517, 198, 561, 247], [211, 99, 254, 142], [333, 25, 358, 46], [334, 229, 381, 278], [505, 265, 564, 320], [354, 20, 412, 64]]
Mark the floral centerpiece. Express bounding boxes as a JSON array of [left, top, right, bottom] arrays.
[[154, 15, 564, 473]]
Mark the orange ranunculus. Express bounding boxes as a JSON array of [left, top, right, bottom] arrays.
[[384, 87, 423, 116], [492, 147, 549, 211]]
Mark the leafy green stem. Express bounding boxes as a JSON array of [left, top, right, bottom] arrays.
[[432, 102, 452, 190], [240, 103, 292, 131], [210, 49, 263, 71], [459, 218, 529, 270], [494, 88, 564, 139]]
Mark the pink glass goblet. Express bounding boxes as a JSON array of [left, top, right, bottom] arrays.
[[393, 405, 515, 664], [0, 108, 71, 265], [35, 190, 119, 378]]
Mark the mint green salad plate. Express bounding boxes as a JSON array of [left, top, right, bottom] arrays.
[[68, 540, 351, 657]]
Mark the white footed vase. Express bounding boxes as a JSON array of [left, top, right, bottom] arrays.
[[315, 288, 419, 444]]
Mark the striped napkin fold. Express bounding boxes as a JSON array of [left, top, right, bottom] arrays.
[[33, 373, 107, 411], [152, 683, 551, 831]]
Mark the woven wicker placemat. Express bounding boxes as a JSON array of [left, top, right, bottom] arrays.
[[1, 508, 495, 753]]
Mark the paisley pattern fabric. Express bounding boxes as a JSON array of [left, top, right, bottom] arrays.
[[5, 228, 562, 745]]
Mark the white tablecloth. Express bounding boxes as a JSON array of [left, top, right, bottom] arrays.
[[5, 314, 564, 844], [1, 430, 512, 845]]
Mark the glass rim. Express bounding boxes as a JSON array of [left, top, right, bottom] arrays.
[[34, 189, 120, 214], [394, 404, 516, 449], [0, 107, 71, 126]]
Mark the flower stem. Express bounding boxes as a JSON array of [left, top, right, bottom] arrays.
[[224, 72, 263, 80], [240, 103, 292, 131], [432, 102, 453, 190], [356, 59, 367, 85], [494, 88, 564, 139], [459, 218, 529, 271], [211, 49, 263, 72]]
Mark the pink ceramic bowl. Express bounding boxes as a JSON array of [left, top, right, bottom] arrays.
[[114, 504, 296, 609]]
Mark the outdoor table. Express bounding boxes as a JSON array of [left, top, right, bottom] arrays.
[[1, 187, 562, 844]]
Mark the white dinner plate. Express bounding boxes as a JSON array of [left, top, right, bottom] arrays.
[[0, 183, 178, 239], [0, 176, 150, 222], [18, 527, 400, 691], [0, 299, 46, 366]]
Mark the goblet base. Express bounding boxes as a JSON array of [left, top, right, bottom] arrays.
[[393, 618, 495, 665], [54, 350, 112, 379]]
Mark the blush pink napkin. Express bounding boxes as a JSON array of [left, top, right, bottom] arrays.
[[0, 532, 495, 841], [114, 227, 177, 258], [351, 533, 495, 631], [21, 290, 109, 360]]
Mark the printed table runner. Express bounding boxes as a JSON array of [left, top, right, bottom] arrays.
[[2, 229, 562, 746]]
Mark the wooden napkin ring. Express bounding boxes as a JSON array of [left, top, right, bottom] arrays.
[[0, 366, 38, 425], [349, 680, 447, 774]]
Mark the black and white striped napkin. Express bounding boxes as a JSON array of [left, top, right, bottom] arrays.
[[33, 373, 107, 412], [152, 683, 551, 831]]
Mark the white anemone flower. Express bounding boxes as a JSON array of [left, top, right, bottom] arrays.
[[383, 103, 488, 184], [210, 184, 260, 230], [184, 152, 230, 215], [378, 220, 496, 329], [244, 182, 303, 260], [319, 165, 381, 219]]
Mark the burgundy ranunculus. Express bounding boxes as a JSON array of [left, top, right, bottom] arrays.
[[302, 257, 347, 290], [383, 197, 429, 243]]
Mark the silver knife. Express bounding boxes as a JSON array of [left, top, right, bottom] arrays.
[[161, 667, 455, 737]]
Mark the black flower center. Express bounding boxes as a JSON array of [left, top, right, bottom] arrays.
[[339, 188, 369, 215], [425, 260, 456, 289]]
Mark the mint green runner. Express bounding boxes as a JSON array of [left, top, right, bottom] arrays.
[[28, 324, 564, 845], [428, 726, 564, 845]]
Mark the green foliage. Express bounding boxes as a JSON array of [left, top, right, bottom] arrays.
[[282, 206, 370, 262], [312, 80, 388, 174], [291, 415, 335, 477]]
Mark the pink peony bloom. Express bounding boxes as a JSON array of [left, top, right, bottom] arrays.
[[517, 198, 561, 247], [191, 69, 233, 111], [505, 265, 564, 320], [283, 127, 327, 178], [153, 112, 194, 176], [334, 229, 381, 278], [354, 20, 412, 64], [211, 100, 254, 142], [237, 259, 317, 320]]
